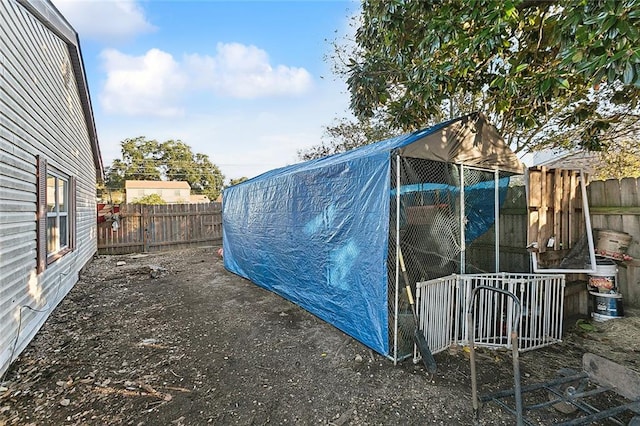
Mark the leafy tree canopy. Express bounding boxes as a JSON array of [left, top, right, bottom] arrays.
[[593, 139, 640, 180], [105, 137, 225, 201], [227, 177, 249, 187], [346, 0, 640, 154], [131, 193, 167, 205], [298, 116, 399, 161]]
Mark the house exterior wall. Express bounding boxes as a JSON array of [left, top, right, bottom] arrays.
[[125, 187, 191, 204], [0, 0, 99, 376], [124, 181, 192, 204]]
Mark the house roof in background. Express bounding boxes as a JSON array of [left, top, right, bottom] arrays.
[[17, 0, 104, 181], [125, 180, 191, 189], [535, 150, 602, 175]]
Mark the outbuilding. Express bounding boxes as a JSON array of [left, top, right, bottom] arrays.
[[223, 113, 525, 361]]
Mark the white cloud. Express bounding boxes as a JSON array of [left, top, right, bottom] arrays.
[[185, 43, 313, 98], [100, 43, 314, 117], [52, 0, 156, 41], [100, 48, 187, 117], [95, 75, 351, 181]]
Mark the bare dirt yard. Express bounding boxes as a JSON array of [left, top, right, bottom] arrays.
[[1, 246, 639, 425]]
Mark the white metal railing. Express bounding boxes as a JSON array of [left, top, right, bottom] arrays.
[[414, 275, 460, 355], [415, 273, 565, 361]]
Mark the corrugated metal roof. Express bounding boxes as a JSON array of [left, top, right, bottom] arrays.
[[125, 180, 191, 189]]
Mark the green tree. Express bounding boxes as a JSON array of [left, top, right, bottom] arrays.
[[132, 194, 167, 205], [105, 136, 161, 189], [593, 139, 640, 180], [298, 116, 399, 161], [345, 0, 640, 154], [105, 137, 225, 201], [227, 177, 249, 187]]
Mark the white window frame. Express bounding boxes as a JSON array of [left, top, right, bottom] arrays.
[[46, 169, 70, 257]]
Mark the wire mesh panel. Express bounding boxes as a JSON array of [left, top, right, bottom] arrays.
[[415, 273, 565, 362], [462, 168, 510, 274], [388, 156, 518, 362], [389, 156, 463, 361], [395, 157, 463, 280], [388, 154, 517, 362]]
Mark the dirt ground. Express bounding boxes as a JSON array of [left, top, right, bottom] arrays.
[[1, 247, 639, 425]]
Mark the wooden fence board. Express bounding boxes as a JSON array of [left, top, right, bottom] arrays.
[[94, 178, 640, 307], [524, 174, 640, 308], [97, 203, 222, 255], [528, 167, 582, 254], [587, 178, 640, 306]]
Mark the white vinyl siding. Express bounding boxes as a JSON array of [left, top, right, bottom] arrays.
[[0, 0, 98, 376]]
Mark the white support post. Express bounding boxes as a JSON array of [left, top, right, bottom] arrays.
[[394, 154, 401, 364], [494, 169, 500, 273], [460, 164, 466, 274]]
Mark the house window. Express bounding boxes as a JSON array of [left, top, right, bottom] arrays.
[[37, 156, 76, 273], [46, 172, 69, 254]]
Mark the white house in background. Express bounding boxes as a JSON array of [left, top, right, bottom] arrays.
[[125, 180, 191, 204], [189, 194, 210, 203], [0, 0, 104, 376]]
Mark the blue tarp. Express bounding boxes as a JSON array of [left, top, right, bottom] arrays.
[[394, 178, 510, 242], [222, 115, 523, 356]]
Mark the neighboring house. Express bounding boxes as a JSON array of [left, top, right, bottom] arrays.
[[0, 0, 103, 376], [189, 194, 210, 203], [533, 149, 602, 176], [125, 180, 191, 204]]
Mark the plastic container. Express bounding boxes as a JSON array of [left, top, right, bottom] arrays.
[[590, 291, 624, 320], [595, 229, 632, 260], [588, 257, 618, 292]]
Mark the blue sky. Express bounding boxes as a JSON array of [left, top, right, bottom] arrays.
[[51, 0, 359, 183]]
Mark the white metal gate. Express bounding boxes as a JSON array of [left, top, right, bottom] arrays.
[[415, 273, 565, 359]]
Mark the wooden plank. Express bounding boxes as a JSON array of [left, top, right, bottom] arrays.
[[553, 169, 562, 250], [568, 171, 576, 247], [528, 168, 540, 249], [529, 167, 542, 208], [589, 207, 640, 215], [620, 179, 640, 305], [97, 241, 144, 250], [583, 353, 640, 401], [620, 177, 639, 207], [537, 167, 550, 252], [604, 179, 623, 230], [561, 170, 570, 248], [588, 180, 606, 230]]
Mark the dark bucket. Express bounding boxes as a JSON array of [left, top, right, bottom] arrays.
[[590, 291, 624, 321]]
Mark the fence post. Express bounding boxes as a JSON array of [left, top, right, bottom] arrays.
[[142, 205, 149, 253]]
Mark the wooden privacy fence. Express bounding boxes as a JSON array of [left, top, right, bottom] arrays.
[[97, 203, 222, 255], [588, 178, 640, 306]]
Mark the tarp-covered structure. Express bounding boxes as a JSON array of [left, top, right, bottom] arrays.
[[223, 113, 525, 360]]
